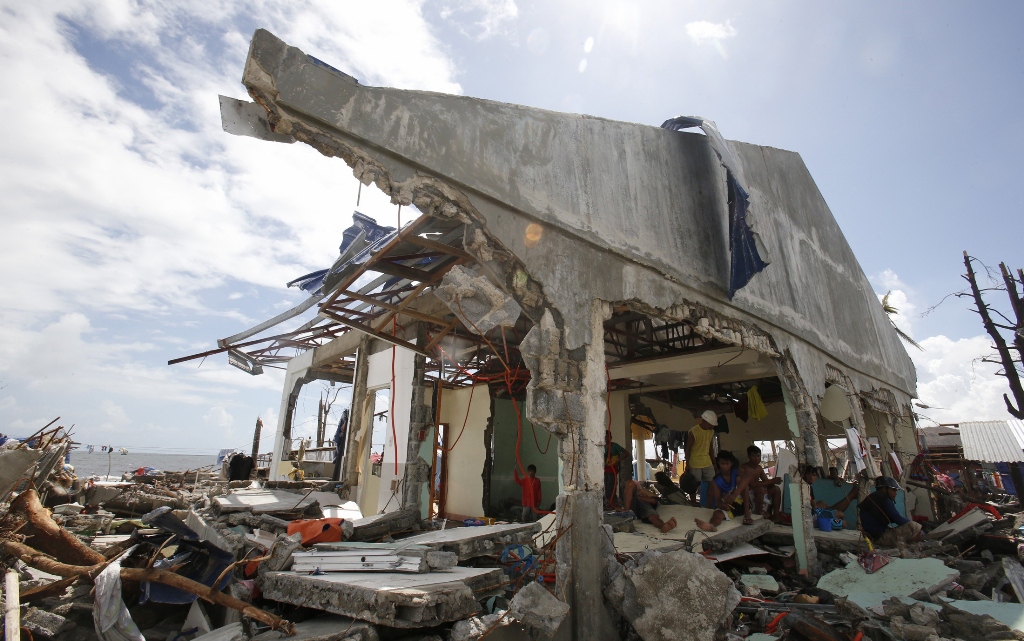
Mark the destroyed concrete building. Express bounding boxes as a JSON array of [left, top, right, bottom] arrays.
[[178, 29, 923, 639]]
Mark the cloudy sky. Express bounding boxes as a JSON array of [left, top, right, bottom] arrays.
[[0, 1, 1021, 454]]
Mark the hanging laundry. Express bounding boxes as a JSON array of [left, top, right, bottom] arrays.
[[629, 402, 657, 440], [747, 385, 769, 420]]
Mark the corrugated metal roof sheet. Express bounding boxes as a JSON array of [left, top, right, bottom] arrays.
[[959, 420, 1024, 463]]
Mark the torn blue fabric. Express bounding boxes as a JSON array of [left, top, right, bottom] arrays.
[[661, 116, 768, 298]]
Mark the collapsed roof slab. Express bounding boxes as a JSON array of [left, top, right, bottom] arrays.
[[239, 28, 916, 403]]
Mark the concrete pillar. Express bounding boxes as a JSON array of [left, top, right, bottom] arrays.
[[775, 355, 821, 574], [521, 303, 613, 641], [340, 336, 371, 498], [402, 323, 433, 518]]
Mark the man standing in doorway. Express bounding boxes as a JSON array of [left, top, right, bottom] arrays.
[[684, 410, 718, 504]]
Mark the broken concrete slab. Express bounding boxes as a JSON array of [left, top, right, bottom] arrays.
[[397, 523, 540, 561], [186, 508, 245, 554], [507, 582, 570, 637], [701, 517, 772, 552], [448, 612, 528, 641], [739, 574, 779, 594], [925, 507, 994, 540], [212, 489, 319, 516], [22, 607, 75, 639], [435, 265, 521, 335], [252, 614, 378, 641], [605, 549, 740, 641], [761, 523, 864, 553], [817, 558, 958, 601], [349, 510, 419, 542], [257, 567, 505, 628], [0, 447, 45, 498]]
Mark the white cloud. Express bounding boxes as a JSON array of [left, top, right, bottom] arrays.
[[0, 2, 460, 449], [685, 20, 737, 44], [437, 0, 518, 41], [204, 406, 235, 428], [875, 270, 1018, 424], [685, 20, 736, 60]]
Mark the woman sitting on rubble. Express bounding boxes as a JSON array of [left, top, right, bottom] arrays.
[[695, 450, 754, 532], [802, 465, 859, 525]]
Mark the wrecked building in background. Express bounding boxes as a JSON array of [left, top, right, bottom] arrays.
[[171, 29, 922, 639]]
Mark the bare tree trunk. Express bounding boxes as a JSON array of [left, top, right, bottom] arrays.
[[964, 252, 1024, 418], [1000, 262, 1024, 363]]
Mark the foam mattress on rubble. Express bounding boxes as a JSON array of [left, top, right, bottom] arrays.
[[258, 567, 504, 628]]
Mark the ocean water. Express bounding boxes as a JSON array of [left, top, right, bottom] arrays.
[[68, 451, 220, 478]]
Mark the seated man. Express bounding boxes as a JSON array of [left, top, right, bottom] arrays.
[[695, 450, 754, 532], [623, 478, 678, 533], [739, 445, 783, 521], [802, 466, 859, 524], [859, 476, 922, 546]]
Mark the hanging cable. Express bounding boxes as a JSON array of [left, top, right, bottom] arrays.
[[356, 182, 361, 207], [390, 316, 399, 476]]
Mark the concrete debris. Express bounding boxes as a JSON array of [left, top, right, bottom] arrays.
[[739, 574, 779, 595], [435, 265, 522, 335], [448, 612, 510, 641], [252, 615, 378, 641], [397, 522, 541, 561], [257, 567, 505, 628], [507, 581, 570, 637], [606, 549, 740, 641]]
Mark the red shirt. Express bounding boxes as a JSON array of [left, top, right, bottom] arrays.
[[514, 469, 542, 509]]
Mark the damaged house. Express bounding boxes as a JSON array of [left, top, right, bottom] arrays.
[[173, 30, 922, 639]]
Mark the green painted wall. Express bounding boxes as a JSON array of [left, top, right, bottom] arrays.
[[489, 398, 560, 512]]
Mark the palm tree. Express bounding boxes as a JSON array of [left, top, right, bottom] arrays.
[[881, 291, 923, 351]]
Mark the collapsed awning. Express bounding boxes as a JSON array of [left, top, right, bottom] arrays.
[[958, 420, 1024, 463]]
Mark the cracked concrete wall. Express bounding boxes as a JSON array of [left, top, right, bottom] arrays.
[[241, 29, 916, 408]]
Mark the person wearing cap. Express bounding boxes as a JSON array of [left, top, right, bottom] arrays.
[[684, 411, 719, 499], [858, 476, 922, 546]]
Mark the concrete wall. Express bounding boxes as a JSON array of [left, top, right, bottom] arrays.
[[490, 398, 559, 513], [242, 29, 916, 406], [438, 384, 491, 519], [363, 345, 415, 514]]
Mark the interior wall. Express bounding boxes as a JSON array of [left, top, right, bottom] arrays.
[[438, 384, 491, 519], [609, 390, 630, 445], [490, 398, 559, 513], [365, 345, 415, 514]]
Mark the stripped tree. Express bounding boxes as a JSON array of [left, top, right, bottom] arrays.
[[962, 252, 1024, 419]]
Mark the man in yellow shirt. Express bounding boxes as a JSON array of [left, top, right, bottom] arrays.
[[684, 411, 718, 501]]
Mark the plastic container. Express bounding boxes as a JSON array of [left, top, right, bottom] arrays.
[[816, 515, 833, 531]]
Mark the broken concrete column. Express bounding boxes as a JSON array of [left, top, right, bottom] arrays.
[[507, 582, 570, 637], [341, 335, 371, 497], [604, 549, 740, 641], [402, 323, 433, 518], [435, 265, 522, 335], [521, 302, 615, 640]]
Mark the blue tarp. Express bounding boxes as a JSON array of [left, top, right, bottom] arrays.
[[661, 116, 769, 298]]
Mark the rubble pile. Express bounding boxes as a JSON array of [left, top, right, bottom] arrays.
[[0, 436, 569, 641], [6, 430, 1024, 641]]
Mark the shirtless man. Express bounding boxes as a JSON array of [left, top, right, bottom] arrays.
[[739, 445, 783, 521], [623, 478, 678, 533]]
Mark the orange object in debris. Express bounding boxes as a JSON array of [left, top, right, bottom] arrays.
[[286, 518, 347, 545]]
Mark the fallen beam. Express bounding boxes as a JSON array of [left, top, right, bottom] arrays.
[[701, 517, 772, 552]]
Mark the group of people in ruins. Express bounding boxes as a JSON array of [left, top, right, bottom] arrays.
[[584, 408, 921, 546]]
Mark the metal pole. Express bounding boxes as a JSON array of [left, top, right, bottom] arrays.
[[5, 569, 20, 641]]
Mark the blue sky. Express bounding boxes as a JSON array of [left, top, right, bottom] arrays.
[[0, 1, 1020, 453]]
